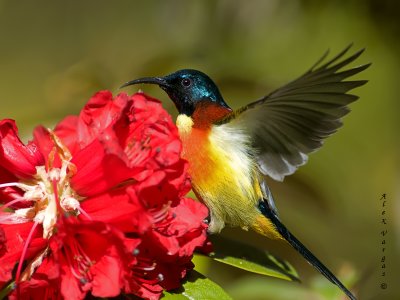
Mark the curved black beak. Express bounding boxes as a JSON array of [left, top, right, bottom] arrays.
[[120, 77, 170, 89]]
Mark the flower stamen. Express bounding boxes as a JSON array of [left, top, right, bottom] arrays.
[[150, 201, 172, 223], [1, 197, 29, 211], [77, 207, 92, 220], [0, 209, 33, 224], [63, 236, 94, 283], [15, 221, 40, 297], [0, 182, 35, 191]]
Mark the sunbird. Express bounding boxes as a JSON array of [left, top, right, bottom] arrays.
[[122, 45, 369, 300]]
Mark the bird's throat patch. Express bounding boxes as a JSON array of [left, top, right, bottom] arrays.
[[176, 114, 194, 135]]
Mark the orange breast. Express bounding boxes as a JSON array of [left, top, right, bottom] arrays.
[[180, 127, 213, 182], [191, 100, 232, 129], [180, 100, 232, 186]]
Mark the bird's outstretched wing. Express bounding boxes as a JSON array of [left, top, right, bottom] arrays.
[[218, 45, 370, 181]]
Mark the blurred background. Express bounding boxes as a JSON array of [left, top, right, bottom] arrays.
[[0, 1, 398, 299]]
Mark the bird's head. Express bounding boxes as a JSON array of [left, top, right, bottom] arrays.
[[121, 69, 231, 117]]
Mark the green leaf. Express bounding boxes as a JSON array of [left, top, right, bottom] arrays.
[[162, 270, 232, 300], [205, 235, 299, 282], [0, 281, 15, 300]]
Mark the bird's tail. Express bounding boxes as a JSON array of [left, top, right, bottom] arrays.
[[258, 200, 357, 300]]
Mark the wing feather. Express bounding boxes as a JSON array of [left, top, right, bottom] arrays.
[[218, 45, 370, 181]]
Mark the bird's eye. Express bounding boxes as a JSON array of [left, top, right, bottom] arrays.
[[181, 78, 192, 88]]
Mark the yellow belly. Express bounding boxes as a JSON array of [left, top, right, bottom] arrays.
[[177, 115, 262, 232]]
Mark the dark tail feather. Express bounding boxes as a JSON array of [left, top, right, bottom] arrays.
[[259, 201, 356, 300]]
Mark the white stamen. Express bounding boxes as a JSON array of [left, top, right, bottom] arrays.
[[0, 212, 30, 224], [77, 207, 92, 220], [1, 197, 29, 210], [24, 185, 45, 201], [0, 182, 20, 188], [33, 211, 45, 223], [60, 196, 80, 211], [48, 168, 61, 182], [0, 182, 35, 191], [14, 207, 36, 219], [42, 194, 58, 239]]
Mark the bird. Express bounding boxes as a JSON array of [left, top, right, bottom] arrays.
[[121, 45, 369, 300]]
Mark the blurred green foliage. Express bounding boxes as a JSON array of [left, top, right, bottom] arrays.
[[0, 1, 398, 299]]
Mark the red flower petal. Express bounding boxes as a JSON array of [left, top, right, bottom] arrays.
[[0, 227, 5, 257], [49, 218, 130, 299], [12, 255, 61, 300], [0, 222, 46, 285], [32, 125, 65, 169], [76, 91, 129, 149], [53, 115, 79, 154], [80, 187, 152, 233], [90, 255, 122, 297], [0, 119, 44, 178], [0, 166, 25, 206], [70, 138, 139, 197]]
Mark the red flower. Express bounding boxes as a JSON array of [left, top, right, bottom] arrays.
[[0, 91, 209, 300]]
